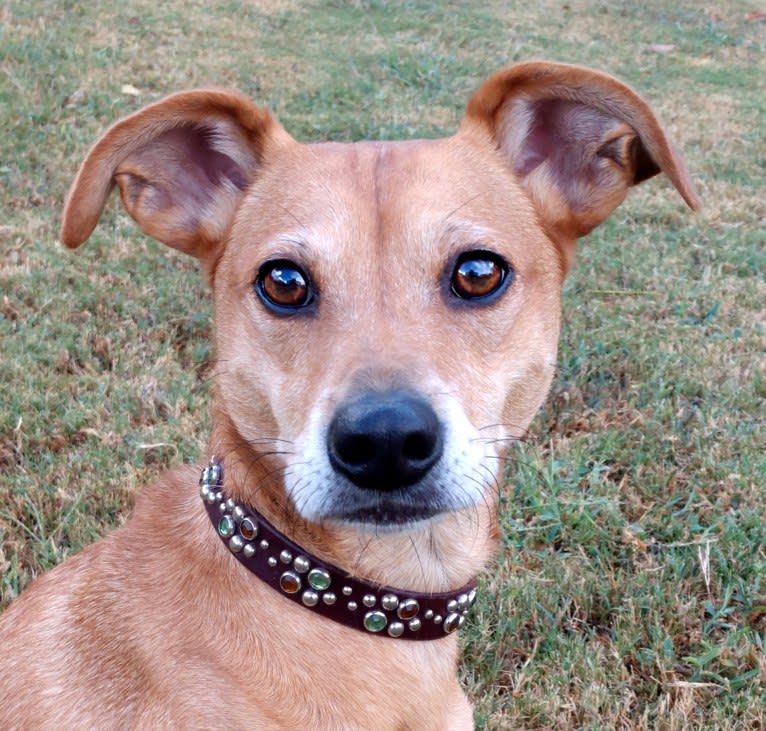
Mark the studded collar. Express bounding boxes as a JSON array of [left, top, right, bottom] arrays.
[[199, 459, 477, 640]]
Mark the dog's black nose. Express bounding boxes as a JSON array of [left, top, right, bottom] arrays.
[[327, 391, 443, 492]]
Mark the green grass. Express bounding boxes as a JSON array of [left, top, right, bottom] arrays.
[[1, 1, 764, 727]]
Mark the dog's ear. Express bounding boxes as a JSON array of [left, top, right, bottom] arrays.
[[462, 61, 699, 256], [60, 90, 291, 259]]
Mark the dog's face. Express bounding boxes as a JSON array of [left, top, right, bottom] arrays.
[[60, 62, 697, 538], [214, 137, 562, 529]]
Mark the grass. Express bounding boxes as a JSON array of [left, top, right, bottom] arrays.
[[1, 0, 764, 727]]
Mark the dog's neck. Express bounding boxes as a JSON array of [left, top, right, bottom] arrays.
[[208, 414, 498, 594]]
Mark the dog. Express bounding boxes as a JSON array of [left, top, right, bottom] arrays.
[[0, 61, 698, 729]]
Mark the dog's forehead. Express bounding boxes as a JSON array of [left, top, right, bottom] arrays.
[[223, 134, 557, 301], [237, 135, 535, 244]]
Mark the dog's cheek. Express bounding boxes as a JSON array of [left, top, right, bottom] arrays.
[[216, 353, 283, 442], [502, 355, 558, 437], [210, 308, 283, 438]]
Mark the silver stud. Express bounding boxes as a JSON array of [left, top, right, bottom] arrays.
[[447, 599, 458, 613], [408, 618, 422, 632], [381, 594, 399, 611], [362, 594, 376, 608], [424, 609, 434, 620], [443, 612, 461, 633], [225, 498, 236, 511], [279, 550, 293, 564], [301, 590, 319, 607], [347, 601, 358, 611], [243, 543, 256, 558], [342, 586, 353, 596], [260, 539, 269, 550], [322, 592, 337, 606], [433, 615, 442, 624], [200, 484, 210, 498], [387, 621, 405, 638], [468, 588, 477, 605], [200, 464, 220, 486], [267, 557, 278, 567], [215, 491, 223, 502], [228, 535, 244, 553], [232, 505, 245, 522], [205, 491, 218, 505], [293, 556, 310, 573], [457, 593, 469, 611], [218, 502, 227, 514], [203, 463, 221, 484]]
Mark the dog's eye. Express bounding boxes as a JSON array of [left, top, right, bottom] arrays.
[[256, 260, 313, 311], [450, 251, 511, 301]]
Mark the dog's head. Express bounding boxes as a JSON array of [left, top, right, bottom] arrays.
[[61, 63, 697, 567]]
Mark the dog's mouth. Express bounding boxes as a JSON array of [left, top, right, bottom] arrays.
[[329, 501, 445, 530], [316, 479, 466, 532]]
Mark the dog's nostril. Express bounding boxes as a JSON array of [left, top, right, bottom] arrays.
[[327, 390, 443, 492], [336, 434, 376, 466], [402, 432, 434, 462]]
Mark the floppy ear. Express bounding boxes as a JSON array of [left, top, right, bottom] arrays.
[[462, 61, 699, 252], [60, 90, 291, 259]]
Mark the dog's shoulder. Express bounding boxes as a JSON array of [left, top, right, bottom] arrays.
[[0, 464, 209, 725]]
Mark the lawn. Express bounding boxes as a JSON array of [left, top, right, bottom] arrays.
[[1, 1, 764, 727]]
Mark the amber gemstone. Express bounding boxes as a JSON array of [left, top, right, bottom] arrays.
[[397, 598, 420, 620], [239, 517, 257, 541], [279, 571, 301, 594]]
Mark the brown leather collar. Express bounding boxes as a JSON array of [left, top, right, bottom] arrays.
[[200, 459, 477, 640]]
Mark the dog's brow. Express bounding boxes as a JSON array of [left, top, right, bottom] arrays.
[[441, 194, 483, 227], [272, 200, 306, 229], [278, 236, 309, 250]]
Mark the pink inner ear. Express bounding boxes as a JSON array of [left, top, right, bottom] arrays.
[[113, 122, 259, 256], [152, 125, 251, 209], [514, 99, 620, 181], [186, 126, 251, 191], [124, 123, 252, 218], [511, 98, 658, 216], [514, 100, 567, 178]]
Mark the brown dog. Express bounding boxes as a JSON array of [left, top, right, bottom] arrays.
[[0, 62, 698, 729]]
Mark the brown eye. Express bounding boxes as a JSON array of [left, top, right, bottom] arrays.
[[256, 260, 313, 311], [450, 251, 511, 301]]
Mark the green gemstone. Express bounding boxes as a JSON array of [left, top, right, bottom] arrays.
[[218, 515, 235, 538], [307, 568, 331, 591], [363, 610, 387, 633]]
